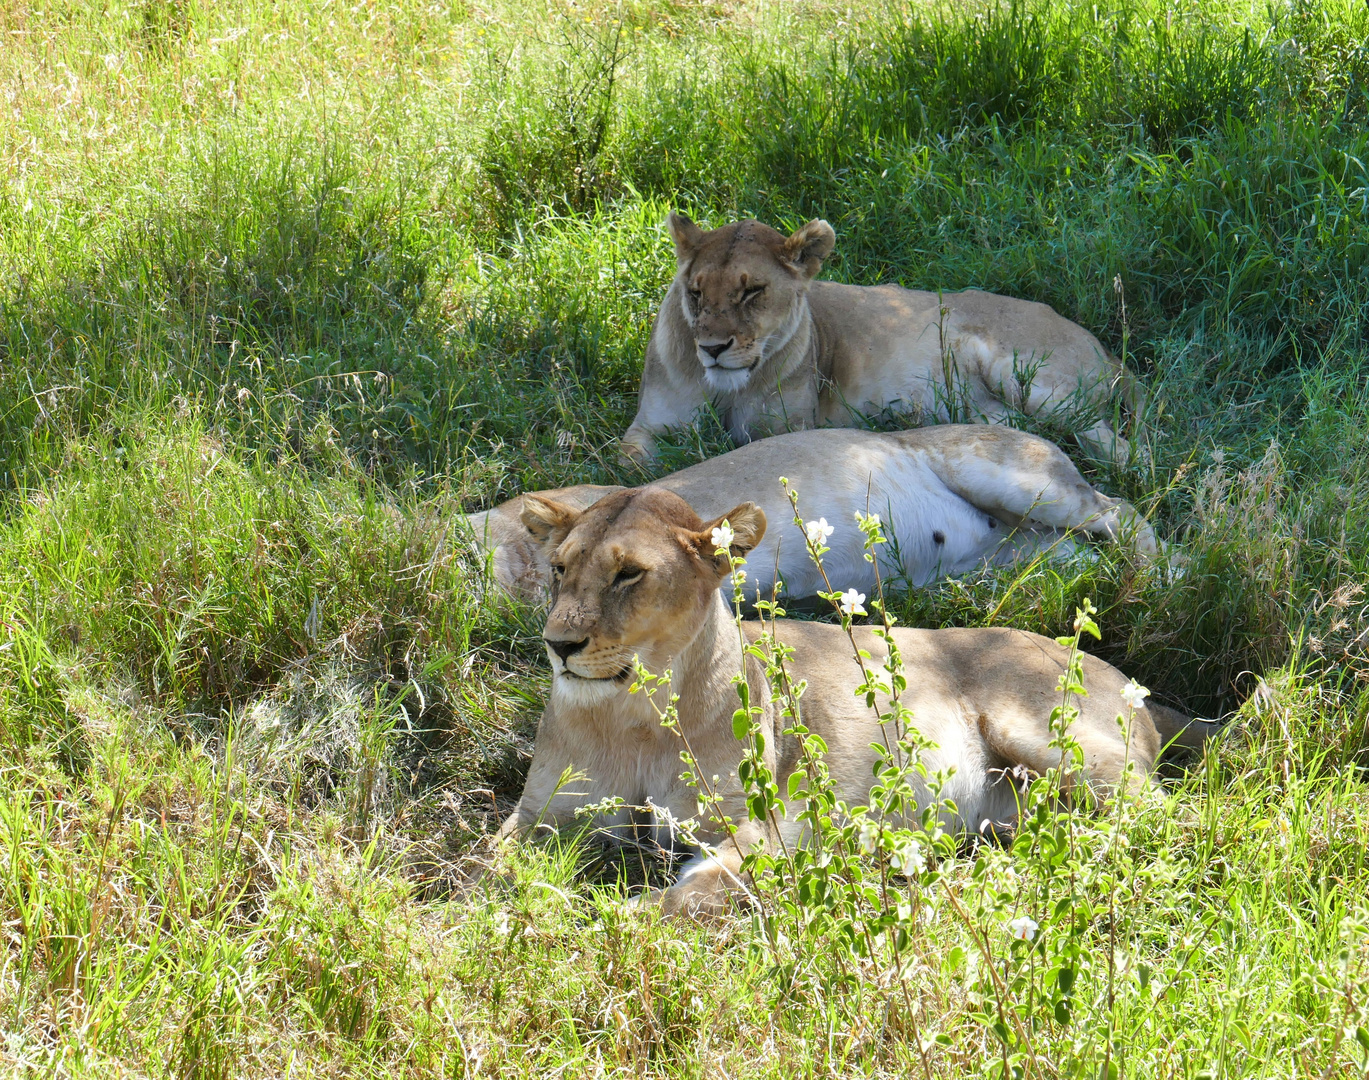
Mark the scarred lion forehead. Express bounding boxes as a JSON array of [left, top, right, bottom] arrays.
[[690, 267, 765, 293], [686, 220, 790, 275], [556, 488, 704, 570]]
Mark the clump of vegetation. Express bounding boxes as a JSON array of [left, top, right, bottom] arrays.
[[1, 0, 1368, 1073]]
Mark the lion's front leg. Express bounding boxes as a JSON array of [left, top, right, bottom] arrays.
[[728, 378, 819, 444], [496, 809, 521, 841], [622, 337, 709, 463], [496, 728, 632, 842], [619, 422, 658, 463], [652, 810, 771, 917], [659, 849, 752, 918]]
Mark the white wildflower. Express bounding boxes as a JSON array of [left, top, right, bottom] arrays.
[[857, 816, 880, 855], [711, 523, 734, 551], [1119, 679, 1151, 710], [891, 837, 926, 875], [804, 517, 835, 546], [838, 588, 867, 616], [1008, 915, 1039, 942], [493, 911, 511, 936]]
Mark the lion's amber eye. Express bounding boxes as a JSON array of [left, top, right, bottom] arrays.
[[613, 568, 644, 588]]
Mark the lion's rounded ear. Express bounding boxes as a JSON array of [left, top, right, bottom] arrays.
[[693, 502, 767, 571], [668, 211, 705, 262], [781, 219, 836, 279], [519, 495, 580, 546]]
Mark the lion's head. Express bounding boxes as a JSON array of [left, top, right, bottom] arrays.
[[520, 487, 766, 706], [667, 212, 836, 394]]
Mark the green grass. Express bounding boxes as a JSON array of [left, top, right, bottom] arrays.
[[2, 0, 1369, 1074]]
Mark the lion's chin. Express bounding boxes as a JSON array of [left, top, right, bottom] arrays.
[[551, 668, 634, 707], [701, 363, 756, 394]]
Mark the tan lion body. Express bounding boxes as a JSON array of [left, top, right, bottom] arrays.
[[499, 488, 1212, 916], [622, 215, 1135, 465], [463, 426, 1155, 603]]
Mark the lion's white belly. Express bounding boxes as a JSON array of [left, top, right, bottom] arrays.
[[691, 436, 1008, 600]]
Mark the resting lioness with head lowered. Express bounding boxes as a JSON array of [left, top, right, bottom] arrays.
[[621, 213, 1137, 466], [498, 488, 1213, 917], [465, 425, 1156, 603]]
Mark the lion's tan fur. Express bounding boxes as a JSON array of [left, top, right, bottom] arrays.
[[621, 213, 1136, 465], [499, 488, 1207, 916]]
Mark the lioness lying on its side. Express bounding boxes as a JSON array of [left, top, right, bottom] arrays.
[[621, 213, 1139, 466], [498, 487, 1214, 917], [464, 426, 1156, 604]]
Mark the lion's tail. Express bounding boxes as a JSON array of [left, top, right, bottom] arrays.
[[1150, 703, 1227, 754], [1110, 362, 1146, 414]]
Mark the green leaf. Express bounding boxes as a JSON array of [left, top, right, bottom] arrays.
[[732, 710, 749, 739]]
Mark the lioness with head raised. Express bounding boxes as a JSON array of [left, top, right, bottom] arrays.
[[498, 488, 1211, 917], [621, 213, 1137, 466], [466, 425, 1156, 604]]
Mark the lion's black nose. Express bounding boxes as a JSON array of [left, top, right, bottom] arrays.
[[546, 637, 589, 661], [700, 339, 733, 360]]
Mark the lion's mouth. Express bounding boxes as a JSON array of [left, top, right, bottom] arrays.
[[701, 361, 759, 394], [702, 355, 759, 372], [561, 662, 636, 683]]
